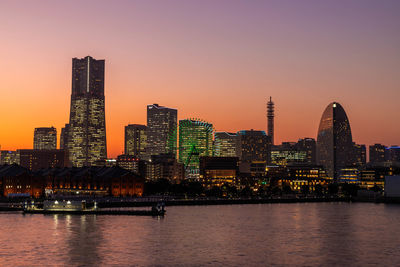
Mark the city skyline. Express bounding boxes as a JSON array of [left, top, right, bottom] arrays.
[[1, 1, 400, 157]]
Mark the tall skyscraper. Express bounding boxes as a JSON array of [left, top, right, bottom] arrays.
[[146, 104, 177, 158], [316, 102, 354, 179], [214, 132, 238, 157], [267, 97, 275, 145], [125, 124, 147, 158], [34, 127, 57, 150], [369, 144, 386, 163], [66, 56, 107, 167]]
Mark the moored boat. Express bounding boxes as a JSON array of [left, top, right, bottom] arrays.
[[23, 200, 165, 216]]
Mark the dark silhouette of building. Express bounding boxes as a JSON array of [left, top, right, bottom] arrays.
[[18, 149, 69, 171], [146, 104, 177, 159], [0, 165, 144, 198], [0, 164, 43, 198], [237, 130, 271, 164], [66, 56, 107, 167], [199, 156, 239, 188], [60, 124, 70, 150], [116, 154, 146, 177], [352, 143, 366, 167], [387, 146, 400, 162], [124, 124, 147, 158], [369, 144, 386, 163], [316, 102, 354, 180], [296, 138, 316, 165], [146, 153, 184, 182], [267, 97, 275, 145], [34, 127, 57, 150]]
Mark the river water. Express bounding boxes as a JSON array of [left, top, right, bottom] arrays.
[[0, 203, 399, 266]]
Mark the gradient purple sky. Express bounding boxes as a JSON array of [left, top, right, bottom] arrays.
[[0, 0, 399, 157]]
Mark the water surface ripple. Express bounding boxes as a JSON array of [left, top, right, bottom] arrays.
[[0, 203, 399, 266]]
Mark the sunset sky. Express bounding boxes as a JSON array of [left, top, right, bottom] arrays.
[[0, 0, 399, 157]]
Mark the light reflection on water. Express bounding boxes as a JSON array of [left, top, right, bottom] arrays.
[[0, 203, 400, 266]]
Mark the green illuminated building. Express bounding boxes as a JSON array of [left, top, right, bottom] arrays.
[[178, 119, 214, 179]]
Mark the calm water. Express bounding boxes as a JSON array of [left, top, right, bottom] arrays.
[[0, 203, 399, 266]]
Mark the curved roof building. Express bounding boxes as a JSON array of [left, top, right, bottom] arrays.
[[316, 102, 354, 179]]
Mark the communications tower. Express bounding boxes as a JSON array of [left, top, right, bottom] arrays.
[[267, 97, 274, 145]]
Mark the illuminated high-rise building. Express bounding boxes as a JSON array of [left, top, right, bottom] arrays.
[[214, 132, 238, 157], [179, 119, 214, 179], [146, 104, 177, 158], [267, 97, 275, 145], [125, 124, 147, 158], [66, 56, 107, 167], [34, 127, 57, 150], [316, 102, 354, 179]]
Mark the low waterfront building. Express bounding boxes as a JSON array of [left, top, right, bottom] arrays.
[[146, 153, 185, 182], [116, 154, 146, 177], [384, 175, 400, 198], [199, 157, 239, 188], [0, 165, 144, 198], [0, 164, 43, 198], [338, 168, 359, 184], [270, 142, 308, 166]]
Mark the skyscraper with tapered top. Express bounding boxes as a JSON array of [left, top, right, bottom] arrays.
[[317, 102, 353, 180], [66, 56, 107, 167]]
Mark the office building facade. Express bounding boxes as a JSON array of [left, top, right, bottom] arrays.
[[237, 130, 271, 163], [146, 104, 177, 159], [19, 149, 69, 171], [214, 132, 238, 157], [34, 127, 57, 150], [125, 124, 147, 158]]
